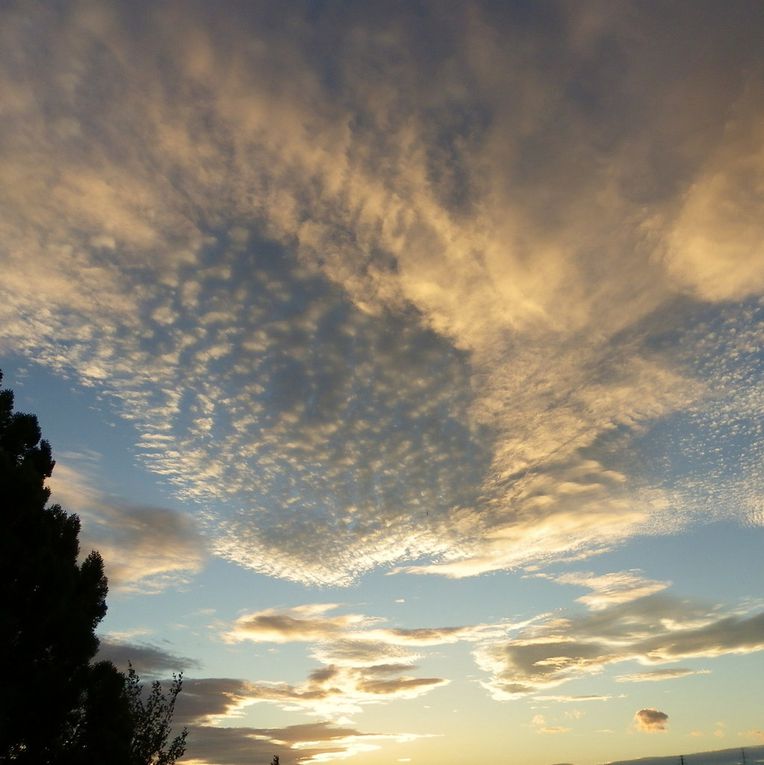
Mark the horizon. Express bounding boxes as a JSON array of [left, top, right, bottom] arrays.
[[608, 744, 764, 765], [1, 2, 763, 764]]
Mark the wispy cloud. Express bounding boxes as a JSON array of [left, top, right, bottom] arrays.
[[224, 604, 502, 649], [49, 462, 205, 593], [474, 596, 764, 698], [539, 570, 671, 610], [616, 668, 709, 683], [92, 642, 435, 761], [531, 714, 571, 736], [97, 639, 197, 677], [182, 722, 427, 765], [173, 664, 445, 725], [219, 604, 511, 719]]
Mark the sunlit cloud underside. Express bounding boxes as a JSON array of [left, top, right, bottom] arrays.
[[1, 0, 763, 586]]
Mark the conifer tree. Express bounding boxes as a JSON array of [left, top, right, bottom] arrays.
[[0, 372, 187, 764], [0, 370, 108, 762]]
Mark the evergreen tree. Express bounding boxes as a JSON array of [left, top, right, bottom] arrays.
[[0, 372, 187, 764], [0, 371, 108, 763]]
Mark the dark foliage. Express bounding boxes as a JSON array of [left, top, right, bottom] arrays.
[[0, 372, 187, 764], [126, 664, 188, 765], [0, 371, 109, 763]]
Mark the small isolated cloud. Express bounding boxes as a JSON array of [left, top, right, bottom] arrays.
[[616, 668, 709, 683], [531, 714, 571, 735], [634, 708, 669, 732]]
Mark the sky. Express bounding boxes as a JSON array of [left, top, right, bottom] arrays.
[[1, 1, 763, 764]]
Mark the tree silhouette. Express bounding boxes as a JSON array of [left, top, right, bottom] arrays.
[[126, 664, 187, 765], [0, 372, 187, 764], [0, 370, 109, 762]]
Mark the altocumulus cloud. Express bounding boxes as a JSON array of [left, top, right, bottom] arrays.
[[1, 1, 763, 585]]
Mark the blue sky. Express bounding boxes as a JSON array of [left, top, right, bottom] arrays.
[[1, 2, 763, 764]]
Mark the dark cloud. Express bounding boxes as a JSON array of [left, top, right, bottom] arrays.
[[634, 708, 669, 732], [164, 674, 428, 764], [174, 678, 254, 725], [184, 721, 412, 765], [97, 639, 197, 677]]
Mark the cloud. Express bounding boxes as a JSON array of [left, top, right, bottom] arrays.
[[90, 648, 423, 764], [218, 604, 526, 718], [48, 462, 205, 593], [634, 708, 669, 732], [175, 678, 261, 726], [166, 673, 430, 765], [531, 714, 571, 735], [534, 695, 616, 703], [178, 672, 435, 728], [310, 640, 419, 669], [224, 604, 502, 648], [97, 639, 197, 676], [616, 668, 709, 683], [474, 596, 764, 698], [1, 0, 763, 584], [539, 570, 671, 610], [182, 722, 426, 765], [223, 605, 377, 644]]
